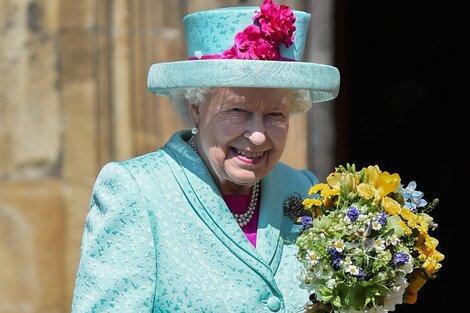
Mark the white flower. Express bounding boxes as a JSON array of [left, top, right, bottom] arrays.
[[326, 278, 337, 289], [371, 219, 382, 230], [382, 276, 409, 311], [374, 238, 386, 250], [306, 250, 319, 265], [386, 234, 400, 246], [401, 260, 414, 274], [332, 239, 345, 252], [345, 264, 361, 276]]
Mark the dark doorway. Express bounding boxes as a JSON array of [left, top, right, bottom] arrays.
[[334, 2, 466, 312]]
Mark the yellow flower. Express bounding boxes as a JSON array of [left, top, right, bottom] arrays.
[[308, 183, 329, 196], [356, 183, 375, 200], [399, 208, 414, 220], [398, 218, 412, 236], [321, 188, 339, 198], [422, 249, 445, 276], [342, 172, 357, 192], [305, 183, 339, 211], [328, 171, 358, 192], [362, 165, 401, 202], [364, 165, 381, 186], [400, 210, 433, 237], [415, 218, 430, 234], [382, 196, 402, 216], [421, 236, 445, 276], [302, 198, 322, 209], [400, 209, 419, 229], [326, 173, 341, 190], [377, 170, 401, 199]]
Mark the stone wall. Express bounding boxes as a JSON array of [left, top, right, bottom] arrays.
[[0, 1, 320, 312]]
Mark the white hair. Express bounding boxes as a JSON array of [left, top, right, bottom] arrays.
[[168, 87, 312, 127]]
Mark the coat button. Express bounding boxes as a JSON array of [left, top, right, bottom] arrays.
[[267, 296, 281, 312]]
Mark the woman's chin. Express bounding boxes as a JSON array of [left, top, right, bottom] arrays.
[[225, 170, 261, 187]]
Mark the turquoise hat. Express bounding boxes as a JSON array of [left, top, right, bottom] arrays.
[[147, 2, 340, 103]]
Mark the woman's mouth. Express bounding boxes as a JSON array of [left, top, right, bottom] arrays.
[[233, 148, 264, 164]]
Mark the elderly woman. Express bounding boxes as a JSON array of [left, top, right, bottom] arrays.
[[71, 1, 340, 312]]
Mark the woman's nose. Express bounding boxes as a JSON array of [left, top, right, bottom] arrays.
[[245, 114, 266, 145]]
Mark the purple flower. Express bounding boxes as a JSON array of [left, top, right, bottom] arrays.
[[378, 211, 388, 226], [300, 215, 313, 228], [328, 247, 342, 270], [346, 206, 360, 222], [392, 252, 410, 266], [357, 268, 367, 281]]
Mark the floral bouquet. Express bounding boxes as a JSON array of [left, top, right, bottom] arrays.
[[285, 164, 444, 313]]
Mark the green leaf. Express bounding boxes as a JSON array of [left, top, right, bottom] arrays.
[[386, 215, 405, 237]]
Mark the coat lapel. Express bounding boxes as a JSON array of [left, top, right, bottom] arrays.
[[161, 130, 282, 292], [256, 173, 285, 273]]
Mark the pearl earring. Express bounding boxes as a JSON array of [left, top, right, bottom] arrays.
[[191, 127, 199, 135]]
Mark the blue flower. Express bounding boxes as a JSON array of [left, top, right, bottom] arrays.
[[378, 211, 388, 226], [392, 252, 410, 266], [346, 206, 359, 222], [300, 215, 313, 228], [328, 247, 342, 270], [402, 181, 427, 212]]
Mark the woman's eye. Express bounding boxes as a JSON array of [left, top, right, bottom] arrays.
[[268, 112, 284, 117], [231, 108, 246, 113]]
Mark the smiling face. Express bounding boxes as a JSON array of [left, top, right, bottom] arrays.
[[189, 87, 291, 195]]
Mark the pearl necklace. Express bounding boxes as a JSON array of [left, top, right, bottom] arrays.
[[233, 181, 259, 227], [188, 135, 260, 228]]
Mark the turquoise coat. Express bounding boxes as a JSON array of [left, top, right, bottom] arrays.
[[72, 130, 319, 313]]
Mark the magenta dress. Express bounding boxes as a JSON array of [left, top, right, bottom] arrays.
[[223, 192, 260, 247]]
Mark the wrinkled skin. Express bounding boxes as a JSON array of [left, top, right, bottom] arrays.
[[189, 87, 291, 195]]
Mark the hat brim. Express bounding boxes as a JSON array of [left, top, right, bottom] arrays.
[[147, 59, 340, 103]]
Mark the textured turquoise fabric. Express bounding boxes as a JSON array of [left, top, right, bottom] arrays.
[[147, 6, 340, 103], [72, 130, 319, 313], [183, 7, 310, 61]]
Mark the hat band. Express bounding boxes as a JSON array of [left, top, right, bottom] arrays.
[[188, 53, 295, 61]]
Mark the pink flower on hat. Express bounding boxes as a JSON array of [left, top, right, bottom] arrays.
[[254, 0, 296, 48], [221, 0, 296, 60], [222, 25, 281, 60]]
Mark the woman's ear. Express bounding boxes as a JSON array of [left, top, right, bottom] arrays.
[[188, 103, 200, 125]]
